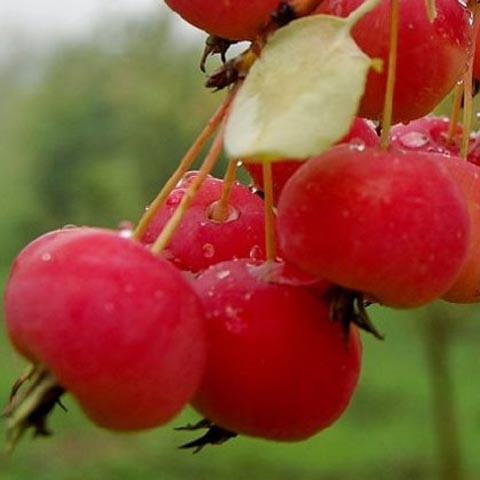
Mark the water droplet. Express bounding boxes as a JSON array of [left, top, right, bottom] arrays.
[[61, 224, 78, 230], [177, 170, 200, 187], [166, 189, 186, 206], [119, 228, 133, 239], [348, 138, 366, 151], [216, 270, 231, 280], [118, 220, 133, 231], [249, 245, 263, 260], [398, 132, 429, 149], [207, 202, 240, 223], [236, 160, 243, 167], [41, 253, 52, 262], [224, 306, 246, 334], [202, 243, 215, 258]]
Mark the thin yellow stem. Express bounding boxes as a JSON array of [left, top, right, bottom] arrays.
[[209, 159, 238, 222], [425, 0, 436, 22], [380, 0, 399, 149], [461, 3, 480, 159], [262, 162, 276, 261], [447, 83, 464, 143], [133, 89, 236, 240], [150, 127, 225, 255]]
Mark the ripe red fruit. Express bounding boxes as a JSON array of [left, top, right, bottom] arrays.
[[389, 117, 480, 302], [4, 227, 206, 430], [244, 117, 379, 203], [277, 145, 470, 307], [437, 158, 480, 303], [141, 174, 267, 272], [389, 115, 480, 166], [164, 0, 281, 41], [192, 259, 362, 441], [316, 0, 472, 123]]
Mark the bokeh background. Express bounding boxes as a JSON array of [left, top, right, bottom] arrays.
[[0, 2, 479, 479]]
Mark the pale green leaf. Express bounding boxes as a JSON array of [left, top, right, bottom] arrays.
[[224, 12, 376, 161]]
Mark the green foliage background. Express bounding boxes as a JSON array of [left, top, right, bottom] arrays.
[[0, 13, 479, 480]]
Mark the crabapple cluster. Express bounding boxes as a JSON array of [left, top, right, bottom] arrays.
[[3, 0, 480, 454]]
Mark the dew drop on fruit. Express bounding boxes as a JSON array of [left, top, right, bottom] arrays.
[[202, 243, 215, 258], [62, 224, 78, 230], [398, 132, 430, 149], [207, 202, 240, 224], [216, 270, 231, 280], [41, 253, 52, 262], [348, 139, 366, 152], [236, 160, 243, 167], [249, 245, 263, 260], [224, 305, 247, 334], [166, 189, 186, 206]]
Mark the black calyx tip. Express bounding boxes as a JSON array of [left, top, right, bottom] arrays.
[[200, 36, 236, 73], [205, 60, 240, 90], [176, 418, 238, 453], [3, 365, 66, 453], [326, 286, 384, 341]]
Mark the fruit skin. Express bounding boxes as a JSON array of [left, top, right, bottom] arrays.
[[141, 174, 267, 272], [277, 145, 470, 308], [435, 159, 480, 303], [244, 117, 379, 203], [389, 115, 480, 166], [4, 227, 206, 430], [193, 259, 362, 441], [164, 0, 281, 41], [316, 0, 471, 123]]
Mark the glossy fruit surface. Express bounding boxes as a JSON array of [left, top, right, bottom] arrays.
[[244, 117, 379, 203], [141, 174, 267, 272], [277, 145, 470, 307], [437, 158, 480, 303], [390, 116, 480, 166], [316, 0, 471, 123], [4, 227, 206, 430], [164, 0, 281, 40], [193, 259, 362, 441]]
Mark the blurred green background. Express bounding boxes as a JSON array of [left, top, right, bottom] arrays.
[[0, 12, 479, 480]]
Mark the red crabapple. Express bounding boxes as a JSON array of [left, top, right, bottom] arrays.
[[244, 117, 379, 203], [164, 0, 281, 41], [390, 121, 480, 302], [316, 0, 472, 123], [438, 158, 480, 303], [4, 227, 206, 430], [141, 174, 267, 272], [277, 145, 470, 308], [192, 259, 362, 441]]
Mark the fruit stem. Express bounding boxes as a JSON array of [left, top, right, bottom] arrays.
[[262, 161, 276, 261], [133, 88, 237, 240], [423, 314, 463, 480], [447, 84, 464, 144], [346, 0, 382, 28], [425, 0, 436, 22], [209, 159, 238, 222], [461, 4, 479, 159], [150, 126, 225, 255], [379, 0, 399, 149]]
